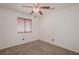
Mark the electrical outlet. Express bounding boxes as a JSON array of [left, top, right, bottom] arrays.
[[22, 38, 24, 41], [52, 38, 54, 42]]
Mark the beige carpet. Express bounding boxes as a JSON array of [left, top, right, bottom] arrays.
[[0, 40, 79, 55]]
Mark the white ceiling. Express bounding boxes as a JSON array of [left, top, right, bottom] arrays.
[[0, 3, 78, 16]]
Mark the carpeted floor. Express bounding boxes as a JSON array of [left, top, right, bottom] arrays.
[[0, 40, 79, 55]]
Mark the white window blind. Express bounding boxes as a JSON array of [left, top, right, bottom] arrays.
[[17, 17, 32, 33]]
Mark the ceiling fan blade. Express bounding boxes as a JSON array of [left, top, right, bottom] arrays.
[[30, 11, 34, 14], [38, 11, 43, 15], [50, 7, 55, 10], [22, 5, 33, 8], [40, 6, 50, 9]]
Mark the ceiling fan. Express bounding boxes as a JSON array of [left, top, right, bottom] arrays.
[[22, 3, 55, 15]]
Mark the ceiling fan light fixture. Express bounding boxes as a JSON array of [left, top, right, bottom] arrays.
[[33, 8, 40, 12], [22, 3, 55, 16]]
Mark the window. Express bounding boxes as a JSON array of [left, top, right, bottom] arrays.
[[17, 17, 32, 33]]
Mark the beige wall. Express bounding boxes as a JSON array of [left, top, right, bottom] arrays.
[[40, 5, 79, 53], [0, 8, 40, 49]]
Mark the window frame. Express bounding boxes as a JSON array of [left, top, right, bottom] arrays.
[[17, 17, 32, 33]]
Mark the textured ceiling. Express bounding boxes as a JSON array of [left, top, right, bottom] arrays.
[[0, 3, 77, 16]]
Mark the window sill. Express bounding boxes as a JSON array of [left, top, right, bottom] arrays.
[[18, 31, 32, 33]]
